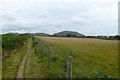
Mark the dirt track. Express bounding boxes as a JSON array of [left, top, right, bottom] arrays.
[[16, 45, 30, 78]]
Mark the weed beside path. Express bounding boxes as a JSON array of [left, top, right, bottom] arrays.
[[2, 38, 31, 78]]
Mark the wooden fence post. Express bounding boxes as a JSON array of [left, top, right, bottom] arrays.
[[66, 56, 72, 79]]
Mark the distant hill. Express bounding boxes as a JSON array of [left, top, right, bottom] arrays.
[[53, 31, 84, 37], [26, 33, 50, 36]]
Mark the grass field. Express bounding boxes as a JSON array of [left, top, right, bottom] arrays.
[[25, 36, 118, 78], [2, 35, 118, 78]]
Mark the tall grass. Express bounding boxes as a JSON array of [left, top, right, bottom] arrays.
[[31, 36, 118, 78], [2, 35, 31, 78]]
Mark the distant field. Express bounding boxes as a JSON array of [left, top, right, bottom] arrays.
[[34, 36, 118, 78]]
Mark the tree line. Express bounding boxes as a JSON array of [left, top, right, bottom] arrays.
[[51, 34, 120, 40]]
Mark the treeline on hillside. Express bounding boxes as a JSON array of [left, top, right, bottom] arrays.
[[51, 34, 120, 40], [5, 32, 120, 40], [2, 34, 30, 55], [84, 35, 120, 40]]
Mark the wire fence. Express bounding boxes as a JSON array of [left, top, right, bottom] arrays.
[[33, 38, 118, 78]]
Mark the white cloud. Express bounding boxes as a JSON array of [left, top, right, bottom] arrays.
[[0, 0, 119, 35]]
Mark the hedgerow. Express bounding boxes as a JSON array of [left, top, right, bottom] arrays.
[[2, 34, 29, 55]]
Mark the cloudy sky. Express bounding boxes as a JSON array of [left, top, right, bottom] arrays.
[[0, 0, 119, 35]]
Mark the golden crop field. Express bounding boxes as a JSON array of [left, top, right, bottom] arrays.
[[35, 36, 118, 78]]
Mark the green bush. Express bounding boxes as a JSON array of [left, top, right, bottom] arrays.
[[2, 34, 29, 55]]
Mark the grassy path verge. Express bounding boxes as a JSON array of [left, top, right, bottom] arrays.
[[2, 38, 31, 78], [16, 45, 31, 78], [25, 38, 44, 78]]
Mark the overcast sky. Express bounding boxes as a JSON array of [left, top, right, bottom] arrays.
[[0, 0, 119, 35]]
